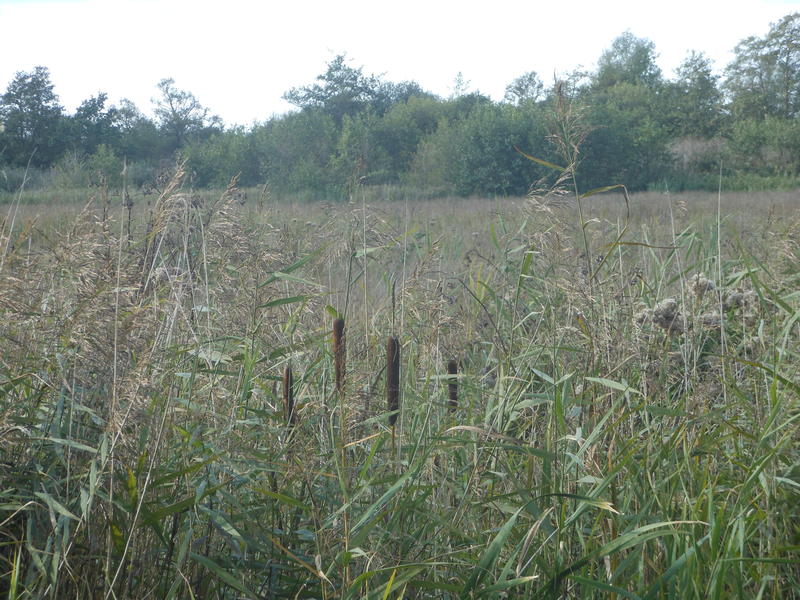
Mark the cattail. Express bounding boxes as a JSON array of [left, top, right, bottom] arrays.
[[333, 318, 346, 393], [283, 365, 295, 426], [386, 337, 400, 427], [447, 359, 458, 411]]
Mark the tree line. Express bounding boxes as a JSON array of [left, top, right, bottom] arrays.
[[1, 13, 799, 197]]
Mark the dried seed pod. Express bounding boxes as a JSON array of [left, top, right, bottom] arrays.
[[447, 359, 458, 412], [333, 318, 346, 393], [386, 337, 400, 427]]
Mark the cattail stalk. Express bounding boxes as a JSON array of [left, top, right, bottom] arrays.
[[386, 337, 400, 427], [447, 359, 458, 411], [283, 365, 295, 426], [333, 318, 346, 394]]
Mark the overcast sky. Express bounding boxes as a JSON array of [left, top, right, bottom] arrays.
[[1, 0, 798, 126]]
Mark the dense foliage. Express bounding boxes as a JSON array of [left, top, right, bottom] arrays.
[[2, 13, 800, 196]]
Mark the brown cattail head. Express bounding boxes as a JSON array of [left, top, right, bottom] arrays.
[[447, 359, 458, 411], [283, 365, 295, 426], [386, 337, 400, 427], [333, 318, 346, 393]]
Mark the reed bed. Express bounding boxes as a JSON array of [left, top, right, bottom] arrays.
[[0, 171, 798, 599]]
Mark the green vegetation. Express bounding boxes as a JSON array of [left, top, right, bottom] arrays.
[[2, 13, 800, 199], [1, 139, 798, 597]]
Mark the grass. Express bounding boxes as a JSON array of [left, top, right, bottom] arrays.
[[0, 167, 799, 599]]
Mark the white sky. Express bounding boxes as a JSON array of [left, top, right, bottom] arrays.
[[1, 0, 798, 126]]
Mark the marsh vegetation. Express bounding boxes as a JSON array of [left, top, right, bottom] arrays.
[[1, 166, 798, 598]]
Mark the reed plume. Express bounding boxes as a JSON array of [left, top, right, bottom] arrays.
[[386, 337, 400, 427], [333, 318, 346, 393], [283, 365, 295, 426], [447, 359, 458, 411]]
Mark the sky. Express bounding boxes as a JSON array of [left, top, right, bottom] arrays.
[[1, 0, 798, 126]]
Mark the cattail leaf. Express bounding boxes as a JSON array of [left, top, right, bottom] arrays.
[[34, 492, 78, 521], [599, 240, 678, 250], [350, 459, 426, 543], [513, 146, 565, 171], [325, 305, 341, 319], [536, 492, 619, 514], [579, 184, 626, 200], [461, 506, 523, 596], [354, 246, 383, 258], [476, 575, 538, 596], [268, 271, 321, 288], [584, 376, 642, 395], [568, 575, 641, 599], [259, 248, 324, 287], [726, 355, 800, 396], [152, 454, 219, 487], [258, 295, 310, 309], [43, 437, 97, 454], [254, 488, 311, 511], [350, 473, 410, 538], [546, 522, 699, 590], [381, 569, 398, 600], [142, 483, 224, 525], [190, 552, 258, 598], [643, 533, 710, 600], [126, 468, 138, 507]]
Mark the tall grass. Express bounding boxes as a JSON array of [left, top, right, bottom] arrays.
[[0, 162, 798, 599]]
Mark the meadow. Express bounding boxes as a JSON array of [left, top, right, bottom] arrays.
[[1, 168, 798, 598]]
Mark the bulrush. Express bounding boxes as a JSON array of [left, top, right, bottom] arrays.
[[333, 318, 346, 393], [447, 359, 458, 411], [387, 337, 400, 427], [283, 365, 295, 426]]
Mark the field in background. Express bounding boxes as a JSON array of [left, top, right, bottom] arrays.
[[1, 175, 799, 598]]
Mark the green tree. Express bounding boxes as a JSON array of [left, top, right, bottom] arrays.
[[283, 54, 383, 124], [582, 83, 671, 190], [594, 32, 663, 90], [86, 143, 123, 187], [153, 78, 215, 151], [0, 66, 65, 166], [186, 127, 262, 187], [371, 95, 447, 178], [68, 92, 121, 155], [410, 102, 549, 196], [504, 71, 545, 106], [667, 51, 723, 137], [115, 98, 164, 164], [254, 108, 338, 195], [724, 12, 800, 120]]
